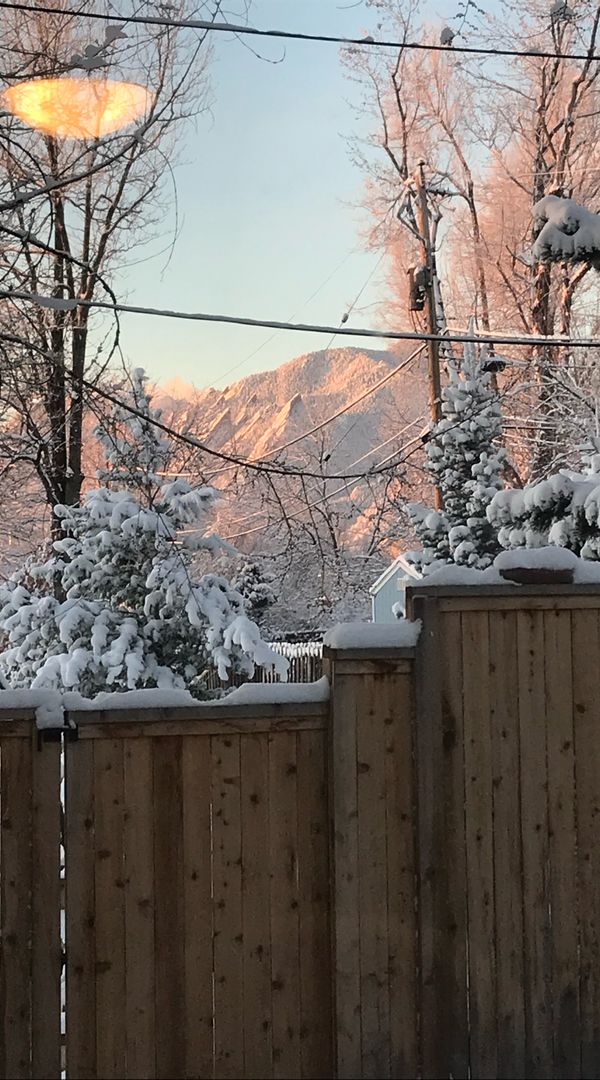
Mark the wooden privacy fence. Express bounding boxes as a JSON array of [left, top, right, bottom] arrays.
[[4, 585, 600, 1078]]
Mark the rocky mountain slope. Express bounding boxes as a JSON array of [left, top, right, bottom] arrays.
[[158, 346, 427, 475]]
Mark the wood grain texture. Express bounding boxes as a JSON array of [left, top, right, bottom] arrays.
[[212, 735, 244, 1080], [65, 739, 97, 1080], [31, 735, 61, 1080], [489, 610, 526, 1079], [517, 611, 553, 1080]]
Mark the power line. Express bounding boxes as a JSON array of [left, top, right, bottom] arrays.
[[5, 289, 600, 351], [1, 2, 599, 65]]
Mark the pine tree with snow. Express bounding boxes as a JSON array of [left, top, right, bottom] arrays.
[[231, 558, 277, 621], [407, 330, 506, 571], [487, 437, 600, 559], [0, 370, 285, 697]]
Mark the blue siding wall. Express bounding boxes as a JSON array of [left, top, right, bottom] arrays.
[[372, 571, 411, 623]]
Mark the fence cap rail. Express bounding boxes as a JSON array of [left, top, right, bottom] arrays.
[[323, 645, 416, 661], [66, 699, 329, 726], [407, 582, 600, 598]]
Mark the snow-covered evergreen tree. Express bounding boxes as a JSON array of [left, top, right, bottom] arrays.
[[407, 330, 506, 570], [487, 437, 600, 559], [230, 558, 277, 621], [0, 370, 286, 696]]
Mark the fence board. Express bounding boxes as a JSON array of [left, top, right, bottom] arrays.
[[0, 736, 33, 1079], [212, 735, 244, 1080], [182, 736, 214, 1079], [329, 665, 361, 1079], [489, 610, 526, 1079], [517, 611, 553, 1080], [240, 733, 273, 1079], [438, 610, 469, 1080], [572, 611, 600, 1079], [543, 609, 580, 1079], [123, 739, 156, 1080], [462, 611, 497, 1080], [154, 737, 185, 1080], [383, 668, 418, 1080], [66, 740, 96, 1080], [296, 729, 332, 1080], [356, 673, 391, 1079], [31, 735, 61, 1080], [94, 739, 126, 1080], [268, 731, 302, 1079]]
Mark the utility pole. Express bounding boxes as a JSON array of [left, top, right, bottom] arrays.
[[415, 160, 443, 508]]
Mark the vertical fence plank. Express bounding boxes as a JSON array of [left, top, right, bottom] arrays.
[[356, 673, 390, 1079], [414, 597, 469, 1079], [329, 666, 361, 1078], [94, 738, 126, 1080], [544, 609, 580, 1079], [212, 735, 244, 1080], [124, 739, 156, 1080], [240, 733, 273, 1080], [153, 736, 184, 1080], [489, 610, 526, 1080], [268, 731, 301, 1080], [182, 735, 214, 1080], [462, 610, 497, 1080], [384, 669, 418, 1080], [573, 610, 600, 1079], [438, 610, 469, 1080], [517, 611, 553, 1080], [66, 739, 96, 1080], [31, 735, 61, 1080], [296, 729, 332, 1080], [0, 736, 33, 1080]]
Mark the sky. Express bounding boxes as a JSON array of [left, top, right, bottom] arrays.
[[117, 0, 397, 390]]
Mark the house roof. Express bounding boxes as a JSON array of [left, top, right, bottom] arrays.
[[369, 553, 422, 595]]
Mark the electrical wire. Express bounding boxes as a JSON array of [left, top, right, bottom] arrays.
[[5, 289, 600, 351], [1, 2, 599, 64]]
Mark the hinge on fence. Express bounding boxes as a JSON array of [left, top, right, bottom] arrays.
[[37, 720, 79, 749]]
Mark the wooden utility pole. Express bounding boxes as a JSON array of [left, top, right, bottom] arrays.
[[415, 160, 443, 508]]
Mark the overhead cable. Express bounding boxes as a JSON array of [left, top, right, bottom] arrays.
[[0, 1, 598, 64]]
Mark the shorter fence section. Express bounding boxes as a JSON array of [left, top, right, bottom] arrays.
[[64, 700, 332, 1080]]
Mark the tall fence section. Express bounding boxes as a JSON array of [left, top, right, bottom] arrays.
[[2, 584, 600, 1078]]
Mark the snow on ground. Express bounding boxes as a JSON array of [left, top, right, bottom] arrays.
[[324, 619, 422, 649]]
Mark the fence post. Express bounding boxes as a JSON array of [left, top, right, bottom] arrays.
[[326, 644, 418, 1080]]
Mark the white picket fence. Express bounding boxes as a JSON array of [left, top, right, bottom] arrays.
[[204, 639, 323, 689]]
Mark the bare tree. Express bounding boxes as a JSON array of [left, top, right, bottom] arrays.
[[0, 1, 224, 538], [347, 0, 600, 474]]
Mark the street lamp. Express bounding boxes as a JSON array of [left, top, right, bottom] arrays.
[[0, 76, 150, 139]]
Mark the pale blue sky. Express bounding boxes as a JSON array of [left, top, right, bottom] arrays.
[[118, 1, 454, 389]]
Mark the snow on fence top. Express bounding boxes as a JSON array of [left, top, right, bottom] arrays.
[[323, 619, 422, 650], [412, 546, 600, 587], [0, 679, 331, 728]]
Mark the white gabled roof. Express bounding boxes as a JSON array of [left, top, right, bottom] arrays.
[[369, 553, 422, 595]]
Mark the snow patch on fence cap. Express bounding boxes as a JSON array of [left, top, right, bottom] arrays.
[[323, 620, 421, 649], [0, 688, 64, 728], [62, 687, 198, 713], [411, 546, 600, 587], [216, 677, 329, 705]]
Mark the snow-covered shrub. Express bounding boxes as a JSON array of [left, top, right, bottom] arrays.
[[0, 370, 286, 697], [487, 437, 600, 559], [406, 330, 506, 571]]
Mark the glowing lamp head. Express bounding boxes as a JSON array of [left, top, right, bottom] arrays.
[[1, 77, 151, 139]]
